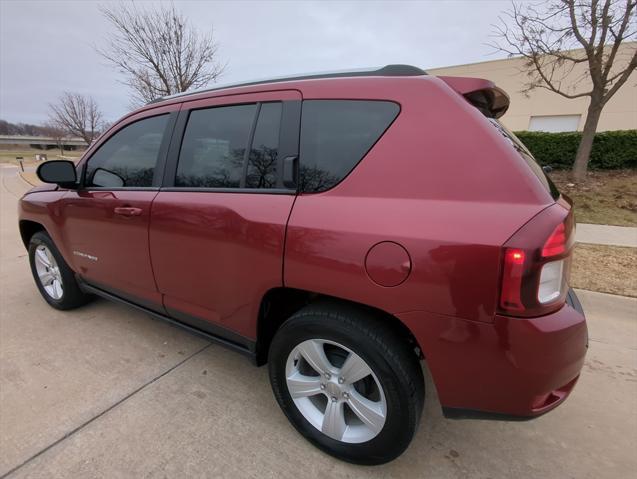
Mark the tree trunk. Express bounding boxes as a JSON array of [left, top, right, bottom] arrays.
[[572, 99, 603, 183]]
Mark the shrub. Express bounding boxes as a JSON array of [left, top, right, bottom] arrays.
[[513, 130, 637, 170]]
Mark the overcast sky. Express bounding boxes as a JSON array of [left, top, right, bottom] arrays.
[[0, 0, 512, 125]]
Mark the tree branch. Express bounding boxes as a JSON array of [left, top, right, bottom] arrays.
[[96, 3, 225, 105]]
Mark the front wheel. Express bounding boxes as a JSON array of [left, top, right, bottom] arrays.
[[28, 231, 92, 310], [268, 301, 424, 465]]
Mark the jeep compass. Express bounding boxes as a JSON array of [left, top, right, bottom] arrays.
[[19, 65, 588, 464]]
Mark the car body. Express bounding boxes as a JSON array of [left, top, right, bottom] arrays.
[[19, 65, 587, 463]]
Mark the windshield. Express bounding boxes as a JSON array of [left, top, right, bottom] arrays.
[[487, 118, 560, 200]]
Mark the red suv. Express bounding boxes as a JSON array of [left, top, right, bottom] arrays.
[[19, 65, 587, 464]]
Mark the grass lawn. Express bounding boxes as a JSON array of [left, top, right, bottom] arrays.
[[0, 148, 83, 186], [548, 170, 637, 226], [571, 243, 636, 297], [0, 148, 82, 165]]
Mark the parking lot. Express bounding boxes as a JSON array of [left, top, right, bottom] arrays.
[[1, 164, 636, 478]]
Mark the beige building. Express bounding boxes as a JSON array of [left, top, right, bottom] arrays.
[[429, 42, 637, 132]]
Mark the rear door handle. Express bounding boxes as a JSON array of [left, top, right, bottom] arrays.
[[114, 206, 143, 217], [282, 155, 298, 189]]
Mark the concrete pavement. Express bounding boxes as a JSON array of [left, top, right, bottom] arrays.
[[1, 164, 636, 478]]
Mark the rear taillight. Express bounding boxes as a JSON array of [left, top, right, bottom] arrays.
[[542, 223, 567, 257], [538, 259, 565, 304], [500, 249, 525, 312], [498, 201, 574, 317]]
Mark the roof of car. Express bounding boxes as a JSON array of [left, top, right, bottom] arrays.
[[146, 64, 428, 105]]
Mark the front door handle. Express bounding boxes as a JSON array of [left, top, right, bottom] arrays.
[[114, 206, 143, 217]]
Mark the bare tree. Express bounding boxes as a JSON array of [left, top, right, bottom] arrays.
[[492, 0, 636, 182], [97, 3, 225, 105], [48, 92, 103, 145]]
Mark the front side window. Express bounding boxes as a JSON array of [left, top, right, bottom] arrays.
[[299, 100, 399, 193], [176, 104, 257, 188], [85, 115, 169, 188]]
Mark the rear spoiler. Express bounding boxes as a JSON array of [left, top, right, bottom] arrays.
[[437, 76, 510, 119]]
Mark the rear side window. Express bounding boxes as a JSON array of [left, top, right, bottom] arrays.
[[85, 114, 168, 188], [299, 100, 399, 192], [176, 104, 257, 188]]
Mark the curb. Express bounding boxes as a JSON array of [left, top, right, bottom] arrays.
[[574, 287, 637, 301], [576, 241, 636, 249], [575, 223, 637, 249], [18, 169, 37, 187]]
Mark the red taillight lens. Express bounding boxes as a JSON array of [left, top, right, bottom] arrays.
[[500, 249, 526, 312], [542, 223, 567, 257], [498, 202, 574, 317]]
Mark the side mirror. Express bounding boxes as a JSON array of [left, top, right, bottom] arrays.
[[36, 160, 77, 188], [91, 168, 125, 188]]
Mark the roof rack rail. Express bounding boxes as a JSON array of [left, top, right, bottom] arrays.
[[146, 64, 427, 105]]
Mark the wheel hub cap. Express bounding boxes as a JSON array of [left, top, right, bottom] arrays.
[[285, 339, 387, 444], [325, 381, 341, 398]]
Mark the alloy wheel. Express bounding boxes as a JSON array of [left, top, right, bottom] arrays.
[[34, 245, 64, 300], [285, 338, 387, 443]]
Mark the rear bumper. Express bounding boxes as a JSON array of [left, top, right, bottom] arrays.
[[397, 289, 588, 418]]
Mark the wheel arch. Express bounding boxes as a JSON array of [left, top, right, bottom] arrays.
[[19, 220, 46, 249], [255, 287, 423, 366]]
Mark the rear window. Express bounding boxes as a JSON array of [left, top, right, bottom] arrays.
[[299, 100, 399, 193], [487, 119, 560, 199]]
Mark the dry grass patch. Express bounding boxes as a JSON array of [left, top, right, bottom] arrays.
[[548, 170, 637, 226], [0, 148, 49, 164], [571, 243, 636, 297], [0, 148, 82, 165]]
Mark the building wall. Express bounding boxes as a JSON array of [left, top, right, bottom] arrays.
[[428, 42, 637, 132]]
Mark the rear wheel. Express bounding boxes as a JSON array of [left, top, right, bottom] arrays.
[[268, 301, 424, 464], [28, 231, 92, 310]]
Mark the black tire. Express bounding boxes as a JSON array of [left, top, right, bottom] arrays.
[[268, 300, 424, 465], [28, 231, 92, 310]]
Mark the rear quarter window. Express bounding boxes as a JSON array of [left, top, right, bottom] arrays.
[[299, 100, 399, 193]]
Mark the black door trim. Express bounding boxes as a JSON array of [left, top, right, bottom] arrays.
[[152, 111, 180, 187], [161, 108, 190, 188], [277, 100, 301, 189]]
